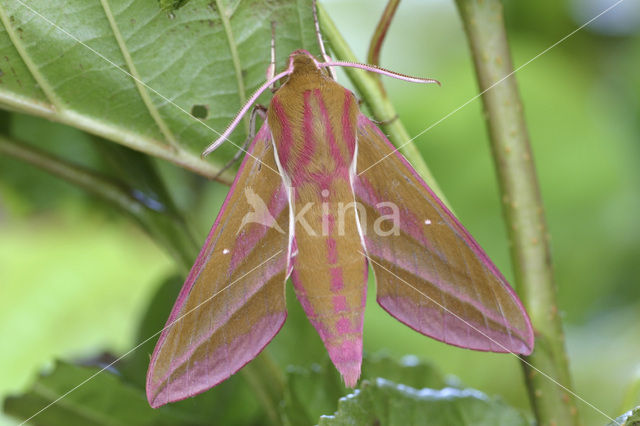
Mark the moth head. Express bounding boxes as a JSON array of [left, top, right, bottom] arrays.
[[288, 49, 323, 74]]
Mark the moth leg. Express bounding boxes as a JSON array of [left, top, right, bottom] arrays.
[[370, 114, 399, 126], [213, 105, 268, 179], [355, 98, 398, 125]]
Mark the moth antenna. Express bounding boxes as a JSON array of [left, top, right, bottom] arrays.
[[318, 61, 440, 85], [202, 67, 292, 157], [267, 21, 277, 86], [312, 0, 336, 80], [211, 105, 267, 179]]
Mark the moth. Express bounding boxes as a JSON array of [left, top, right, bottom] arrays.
[[146, 19, 534, 409]]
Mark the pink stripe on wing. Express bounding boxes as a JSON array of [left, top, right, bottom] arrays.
[[228, 185, 288, 274], [336, 317, 354, 334], [295, 91, 317, 180], [315, 89, 347, 169], [330, 267, 343, 291], [149, 312, 286, 407], [356, 174, 440, 255], [341, 93, 356, 158], [271, 97, 294, 168], [326, 237, 338, 264], [332, 295, 348, 312]]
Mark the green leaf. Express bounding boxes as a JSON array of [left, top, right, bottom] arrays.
[[361, 353, 447, 390], [318, 379, 529, 426], [281, 363, 345, 426], [4, 357, 262, 426], [0, 0, 319, 179], [3, 361, 210, 426], [158, 0, 191, 13], [281, 353, 447, 426], [609, 407, 640, 426]]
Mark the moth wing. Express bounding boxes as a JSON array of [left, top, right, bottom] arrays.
[[353, 114, 534, 355], [146, 122, 291, 407]]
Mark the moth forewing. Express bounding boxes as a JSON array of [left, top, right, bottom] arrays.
[[147, 49, 533, 408]]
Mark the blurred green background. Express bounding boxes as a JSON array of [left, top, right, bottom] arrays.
[[1, 0, 639, 425]]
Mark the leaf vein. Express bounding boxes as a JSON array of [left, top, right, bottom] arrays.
[[99, 0, 179, 148], [0, 2, 61, 109], [215, 0, 249, 134]]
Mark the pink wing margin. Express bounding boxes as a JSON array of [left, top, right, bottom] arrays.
[[353, 114, 534, 355], [146, 122, 291, 408]]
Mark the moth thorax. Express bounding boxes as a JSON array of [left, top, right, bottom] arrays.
[[291, 54, 322, 77]]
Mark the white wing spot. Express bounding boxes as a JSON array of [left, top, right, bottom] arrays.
[[222, 248, 230, 254], [424, 219, 432, 225]]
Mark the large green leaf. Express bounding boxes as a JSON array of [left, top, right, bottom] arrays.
[[318, 379, 529, 426], [4, 358, 262, 426], [158, 0, 192, 12], [281, 353, 447, 426], [3, 361, 206, 426], [0, 0, 318, 180]]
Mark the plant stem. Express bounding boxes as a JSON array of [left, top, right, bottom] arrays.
[[367, 0, 401, 69], [453, 1, 579, 425], [317, 4, 449, 207]]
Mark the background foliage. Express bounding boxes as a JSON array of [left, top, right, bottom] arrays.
[[1, 0, 639, 425]]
